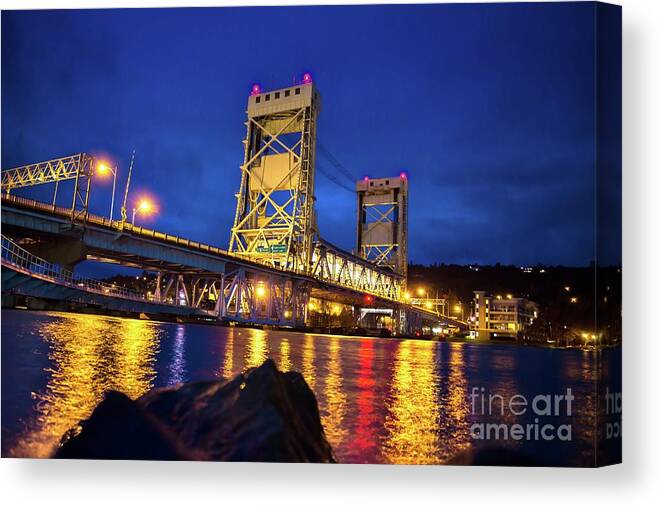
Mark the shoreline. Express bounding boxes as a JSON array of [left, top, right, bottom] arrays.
[[1, 306, 616, 351]]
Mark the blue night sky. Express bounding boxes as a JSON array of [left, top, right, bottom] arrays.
[[1, 3, 621, 267]]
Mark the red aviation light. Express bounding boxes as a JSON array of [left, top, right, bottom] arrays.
[[302, 72, 313, 84], [250, 83, 261, 96]]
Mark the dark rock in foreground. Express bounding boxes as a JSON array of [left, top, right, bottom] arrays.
[[54, 360, 335, 463], [54, 391, 193, 460]]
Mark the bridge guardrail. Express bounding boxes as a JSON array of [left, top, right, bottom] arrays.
[[2, 194, 229, 256], [1, 234, 156, 303]]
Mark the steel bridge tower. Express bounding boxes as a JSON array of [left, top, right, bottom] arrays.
[[229, 79, 320, 274], [356, 175, 409, 281]]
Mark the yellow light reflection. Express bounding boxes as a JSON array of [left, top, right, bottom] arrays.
[[301, 334, 316, 391], [221, 327, 235, 378], [244, 328, 268, 369], [383, 340, 440, 464], [8, 313, 159, 458], [279, 338, 291, 372], [443, 343, 471, 457], [321, 337, 347, 447]]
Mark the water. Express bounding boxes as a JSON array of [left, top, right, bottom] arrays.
[[1, 310, 614, 465]]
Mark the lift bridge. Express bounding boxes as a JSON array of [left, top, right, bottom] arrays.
[[1, 78, 461, 334]]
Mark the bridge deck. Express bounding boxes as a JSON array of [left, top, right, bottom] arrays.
[[1, 235, 209, 317]]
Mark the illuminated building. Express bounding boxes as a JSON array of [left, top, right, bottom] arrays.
[[469, 291, 539, 341]]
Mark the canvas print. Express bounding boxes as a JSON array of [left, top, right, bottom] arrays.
[[1, 2, 621, 466]]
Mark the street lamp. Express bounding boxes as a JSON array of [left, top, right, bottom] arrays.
[[96, 161, 118, 221], [417, 287, 426, 297], [454, 303, 464, 321], [132, 198, 154, 225]]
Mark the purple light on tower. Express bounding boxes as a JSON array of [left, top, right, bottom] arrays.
[[250, 83, 261, 96], [363, 176, 369, 182], [400, 171, 408, 180], [302, 72, 312, 84]]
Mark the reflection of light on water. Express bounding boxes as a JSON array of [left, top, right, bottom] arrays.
[[112, 318, 159, 398], [383, 340, 440, 464], [582, 349, 596, 382], [353, 339, 377, 459], [4, 312, 600, 465], [221, 328, 235, 378], [578, 350, 597, 459], [9, 313, 159, 458], [486, 349, 520, 428], [168, 325, 186, 385], [442, 343, 471, 458], [302, 334, 316, 390], [279, 339, 291, 372], [321, 337, 347, 447], [244, 328, 268, 369]]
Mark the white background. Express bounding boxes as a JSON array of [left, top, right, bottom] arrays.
[[1, 0, 659, 505]]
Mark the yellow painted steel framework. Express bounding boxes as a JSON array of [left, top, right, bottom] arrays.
[[153, 270, 309, 326], [229, 82, 319, 272], [228, 82, 403, 301], [356, 176, 409, 281], [1, 153, 94, 222]]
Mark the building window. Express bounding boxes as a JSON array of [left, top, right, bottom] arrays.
[[285, 90, 290, 97], [275, 92, 280, 99], [265, 94, 270, 101], [255, 96, 261, 103], [295, 88, 301, 95]]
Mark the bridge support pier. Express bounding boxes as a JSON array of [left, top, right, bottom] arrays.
[[152, 269, 310, 328], [219, 269, 309, 327], [23, 237, 87, 272]]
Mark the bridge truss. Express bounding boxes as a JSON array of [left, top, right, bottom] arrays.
[[1, 153, 95, 222], [153, 270, 309, 326], [229, 82, 319, 274], [356, 175, 408, 280], [311, 240, 402, 300]]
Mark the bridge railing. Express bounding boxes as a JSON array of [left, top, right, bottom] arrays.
[[1, 234, 153, 303], [2, 194, 230, 256]]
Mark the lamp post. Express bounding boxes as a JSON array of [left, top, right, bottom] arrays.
[[132, 198, 154, 226], [121, 150, 136, 224], [95, 161, 118, 221]]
